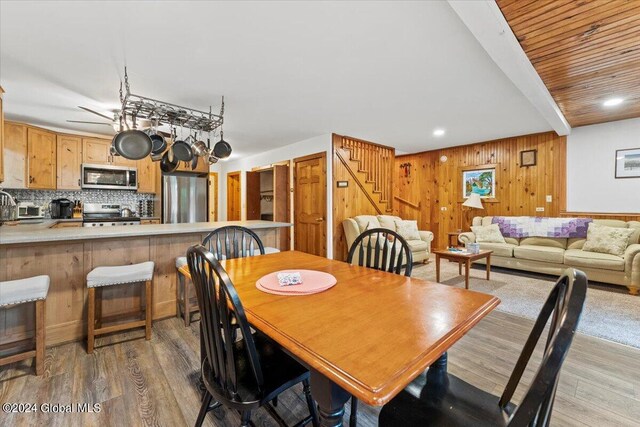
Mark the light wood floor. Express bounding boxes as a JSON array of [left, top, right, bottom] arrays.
[[1, 310, 639, 427]]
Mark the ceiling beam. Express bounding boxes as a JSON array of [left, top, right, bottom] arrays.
[[448, 0, 571, 136]]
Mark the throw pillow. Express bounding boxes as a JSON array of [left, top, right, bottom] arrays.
[[582, 223, 634, 257], [395, 220, 421, 241], [471, 224, 506, 243]]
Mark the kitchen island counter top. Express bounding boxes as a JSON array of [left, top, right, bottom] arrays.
[[0, 220, 292, 245]]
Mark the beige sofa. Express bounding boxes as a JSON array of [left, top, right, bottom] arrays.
[[342, 215, 434, 263], [459, 216, 640, 294]]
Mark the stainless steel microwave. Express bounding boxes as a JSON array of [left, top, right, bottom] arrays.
[[81, 164, 138, 191]]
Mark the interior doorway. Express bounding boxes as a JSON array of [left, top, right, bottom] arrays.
[[293, 152, 327, 257], [226, 171, 241, 220], [208, 172, 218, 221], [246, 163, 290, 249]]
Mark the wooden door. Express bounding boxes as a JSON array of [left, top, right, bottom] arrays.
[[274, 164, 290, 250], [294, 153, 327, 256], [137, 156, 156, 193], [2, 122, 27, 188], [56, 135, 82, 190], [227, 171, 241, 221], [27, 127, 57, 189], [82, 138, 111, 164], [208, 172, 218, 221], [245, 171, 261, 220]]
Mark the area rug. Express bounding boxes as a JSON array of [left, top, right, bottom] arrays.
[[412, 261, 640, 349]]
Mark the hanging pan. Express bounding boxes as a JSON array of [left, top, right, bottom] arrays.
[[160, 148, 179, 173], [112, 113, 153, 160], [172, 132, 193, 162]]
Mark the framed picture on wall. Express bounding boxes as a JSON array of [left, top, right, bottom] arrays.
[[462, 167, 496, 198], [615, 148, 640, 178], [520, 149, 537, 167]]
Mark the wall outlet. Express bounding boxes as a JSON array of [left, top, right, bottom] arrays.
[[536, 207, 545, 212], [546, 195, 552, 202]]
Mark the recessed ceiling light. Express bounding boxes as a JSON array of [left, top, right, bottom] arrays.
[[433, 129, 445, 137], [603, 98, 624, 107]]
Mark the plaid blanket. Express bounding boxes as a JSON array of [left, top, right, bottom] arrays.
[[491, 216, 592, 238]]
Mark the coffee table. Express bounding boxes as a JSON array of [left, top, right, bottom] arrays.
[[433, 249, 493, 289]]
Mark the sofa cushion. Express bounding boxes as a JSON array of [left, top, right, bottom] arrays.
[[395, 220, 421, 240], [471, 224, 506, 243], [564, 249, 625, 272], [567, 238, 585, 250], [582, 223, 634, 257], [513, 245, 565, 264], [406, 239, 429, 252], [520, 237, 567, 249], [476, 242, 517, 258], [504, 237, 520, 246], [354, 215, 380, 232], [378, 215, 401, 231]]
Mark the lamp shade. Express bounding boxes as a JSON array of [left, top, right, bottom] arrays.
[[462, 192, 484, 209]]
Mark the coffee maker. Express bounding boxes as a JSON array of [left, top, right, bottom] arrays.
[[50, 198, 73, 219]]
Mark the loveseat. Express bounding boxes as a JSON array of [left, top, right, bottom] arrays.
[[343, 215, 434, 263], [459, 216, 640, 294]]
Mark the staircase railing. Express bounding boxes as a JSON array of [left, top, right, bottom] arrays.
[[338, 136, 394, 212]]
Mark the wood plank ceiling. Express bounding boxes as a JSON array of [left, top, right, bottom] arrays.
[[496, 0, 640, 127]]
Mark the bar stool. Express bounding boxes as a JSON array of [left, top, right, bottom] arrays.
[[0, 275, 49, 375], [86, 261, 154, 353]]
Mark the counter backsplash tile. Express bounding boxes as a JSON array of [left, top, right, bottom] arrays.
[[6, 189, 156, 217]]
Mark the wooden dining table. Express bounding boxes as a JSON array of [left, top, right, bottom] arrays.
[[178, 250, 500, 427]]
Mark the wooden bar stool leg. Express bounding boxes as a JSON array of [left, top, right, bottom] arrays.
[[175, 270, 182, 319], [35, 300, 45, 375], [87, 287, 96, 354], [95, 287, 102, 329], [145, 280, 152, 341], [182, 275, 190, 327]]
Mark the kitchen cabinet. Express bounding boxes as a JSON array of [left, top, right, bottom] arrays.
[[3, 122, 28, 188], [57, 135, 82, 190], [82, 138, 136, 167], [27, 127, 57, 189], [137, 155, 157, 193], [0, 87, 5, 183], [140, 219, 161, 225]]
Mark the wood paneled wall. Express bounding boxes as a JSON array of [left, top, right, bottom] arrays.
[[395, 132, 567, 249], [332, 134, 395, 261]]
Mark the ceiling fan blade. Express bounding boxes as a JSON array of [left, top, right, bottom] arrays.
[[78, 106, 113, 121], [67, 120, 113, 126]]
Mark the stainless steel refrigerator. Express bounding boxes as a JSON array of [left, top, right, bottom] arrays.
[[162, 174, 208, 223]]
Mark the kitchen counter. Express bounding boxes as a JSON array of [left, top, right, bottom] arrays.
[[0, 220, 291, 245], [0, 220, 291, 347]]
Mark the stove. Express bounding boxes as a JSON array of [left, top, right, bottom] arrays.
[[82, 203, 141, 227]]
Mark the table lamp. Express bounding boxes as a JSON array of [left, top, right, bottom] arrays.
[[462, 192, 484, 230]]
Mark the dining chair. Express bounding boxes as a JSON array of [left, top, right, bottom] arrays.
[[176, 226, 266, 326], [347, 227, 414, 276], [187, 245, 318, 427], [378, 268, 588, 427], [346, 227, 413, 425]]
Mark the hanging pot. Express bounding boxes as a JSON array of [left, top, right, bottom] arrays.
[[160, 149, 179, 173], [112, 114, 153, 160], [213, 136, 232, 159], [192, 139, 208, 157], [149, 133, 167, 155], [190, 154, 199, 170], [172, 135, 193, 162]]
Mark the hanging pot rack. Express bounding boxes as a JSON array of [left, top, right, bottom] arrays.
[[119, 68, 224, 134]]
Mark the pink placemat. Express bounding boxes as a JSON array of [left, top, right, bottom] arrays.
[[256, 270, 337, 295]]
